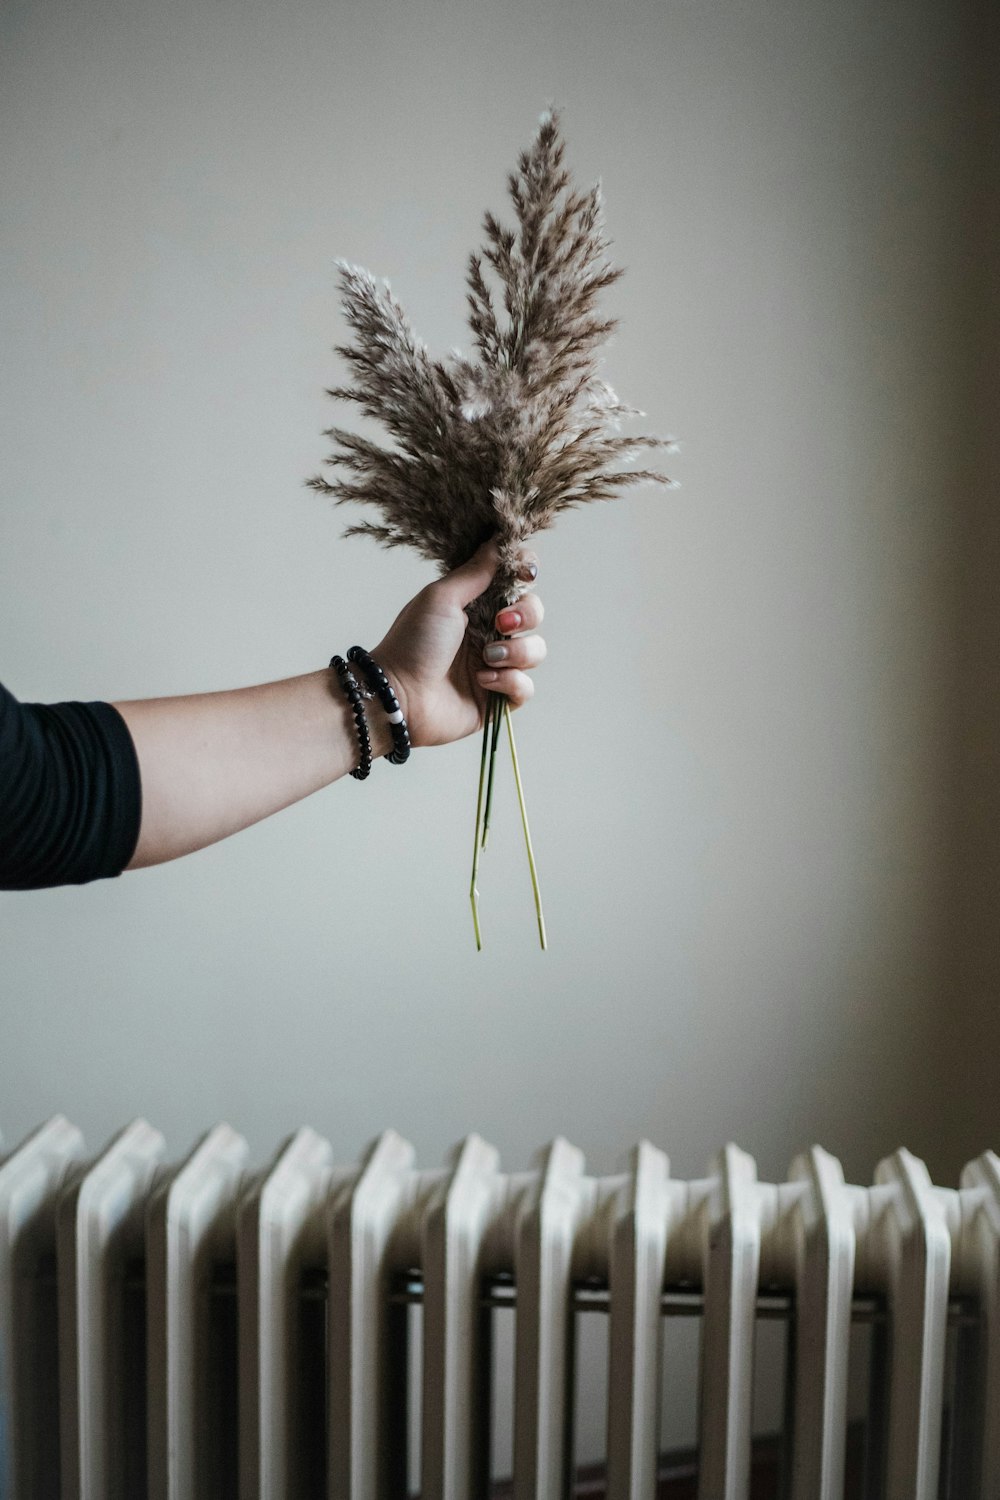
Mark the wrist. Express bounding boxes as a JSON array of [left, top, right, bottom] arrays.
[[326, 663, 392, 765]]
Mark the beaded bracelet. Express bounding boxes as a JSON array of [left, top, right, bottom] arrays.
[[347, 646, 412, 765], [330, 655, 373, 780]]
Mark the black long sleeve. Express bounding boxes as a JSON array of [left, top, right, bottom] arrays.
[[0, 681, 142, 890]]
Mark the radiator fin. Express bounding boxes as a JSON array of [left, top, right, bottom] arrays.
[[146, 1122, 249, 1500], [56, 1119, 166, 1500], [606, 1141, 670, 1500], [0, 1116, 85, 1500], [957, 1151, 1000, 1496], [327, 1128, 414, 1500], [697, 1143, 761, 1500], [786, 1145, 855, 1500], [237, 1127, 334, 1500], [874, 1149, 951, 1500], [421, 1134, 499, 1500], [513, 1136, 586, 1500]]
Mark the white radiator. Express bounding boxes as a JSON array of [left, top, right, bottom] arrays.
[[0, 1118, 997, 1500]]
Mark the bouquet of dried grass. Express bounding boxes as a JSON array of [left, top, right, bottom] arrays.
[[309, 109, 675, 948]]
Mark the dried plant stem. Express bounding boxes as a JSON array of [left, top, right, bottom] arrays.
[[470, 695, 547, 951], [504, 703, 547, 951], [480, 691, 504, 849], [470, 711, 491, 951]]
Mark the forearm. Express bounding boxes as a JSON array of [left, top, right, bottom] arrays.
[[115, 667, 392, 868], [111, 542, 543, 874]]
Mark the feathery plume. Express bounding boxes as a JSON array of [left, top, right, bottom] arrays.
[[308, 108, 675, 644]]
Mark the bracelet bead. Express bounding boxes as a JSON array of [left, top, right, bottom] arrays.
[[347, 646, 412, 765], [330, 655, 373, 780]]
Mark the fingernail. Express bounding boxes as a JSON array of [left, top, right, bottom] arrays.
[[497, 609, 521, 632], [478, 668, 499, 683], [518, 562, 538, 582], [484, 643, 508, 664]]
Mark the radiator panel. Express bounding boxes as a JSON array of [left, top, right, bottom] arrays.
[[875, 1149, 952, 1500], [0, 1116, 84, 1500], [236, 1128, 333, 1500], [512, 1137, 585, 1500], [327, 1128, 413, 1500], [606, 1140, 670, 1500], [0, 1119, 996, 1500], [786, 1146, 855, 1500], [146, 1122, 248, 1500], [696, 1144, 761, 1500], [421, 1134, 498, 1500], [958, 1151, 1000, 1496]]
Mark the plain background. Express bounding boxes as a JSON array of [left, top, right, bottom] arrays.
[[1, 0, 996, 1465]]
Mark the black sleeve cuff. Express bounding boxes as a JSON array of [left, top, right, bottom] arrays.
[[0, 685, 143, 890]]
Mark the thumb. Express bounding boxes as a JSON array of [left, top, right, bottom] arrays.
[[434, 538, 500, 609]]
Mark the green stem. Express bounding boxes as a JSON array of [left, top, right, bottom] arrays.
[[469, 708, 492, 951], [504, 703, 547, 951], [480, 691, 504, 849]]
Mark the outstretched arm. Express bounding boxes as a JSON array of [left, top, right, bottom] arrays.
[[117, 541, 545, 870]]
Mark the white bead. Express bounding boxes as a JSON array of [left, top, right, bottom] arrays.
[[388, 709, 404, 725]]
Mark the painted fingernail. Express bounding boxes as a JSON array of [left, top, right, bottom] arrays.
[[484, 643, 508, 664], [497, 609, 521, 632], [478, 669, 499, 683]]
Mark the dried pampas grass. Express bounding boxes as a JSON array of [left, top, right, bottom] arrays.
[[309, 108, 676, 947]]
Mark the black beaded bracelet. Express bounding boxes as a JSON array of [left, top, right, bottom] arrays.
[[347, 646, 412, 764], [330, 655, 373, 780]]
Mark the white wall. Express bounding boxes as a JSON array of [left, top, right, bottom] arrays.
[[940, 1, 1000, 1173], [0, 0, 986, 1457]]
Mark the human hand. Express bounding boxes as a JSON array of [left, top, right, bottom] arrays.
[[373, 540, 546, 748]]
